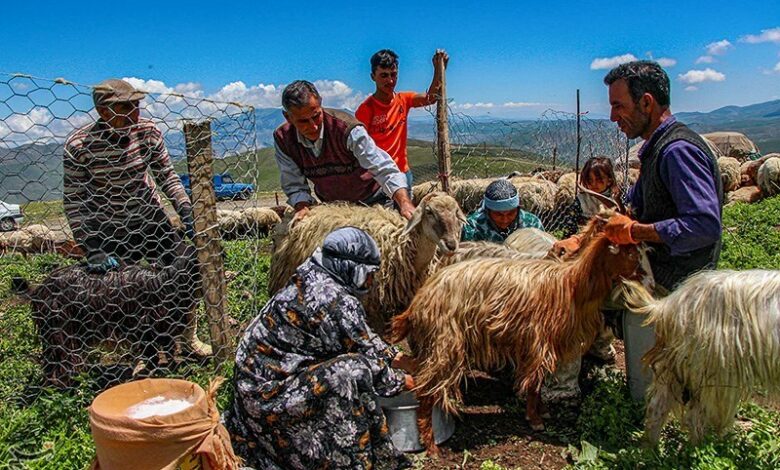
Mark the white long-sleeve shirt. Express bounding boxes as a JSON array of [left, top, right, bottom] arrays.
[[274, 125, 408, 207]]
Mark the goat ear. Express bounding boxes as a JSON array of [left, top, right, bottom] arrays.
[[403, 205, 424, 236]]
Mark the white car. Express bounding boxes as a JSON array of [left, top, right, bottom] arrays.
[[0, 200, 23, 231]]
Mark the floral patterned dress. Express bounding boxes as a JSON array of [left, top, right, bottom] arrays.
[[225, 259, 411, 470]]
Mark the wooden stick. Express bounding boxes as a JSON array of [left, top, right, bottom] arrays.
[[184, 120, 232, 361], [435, 54, 452, 194]]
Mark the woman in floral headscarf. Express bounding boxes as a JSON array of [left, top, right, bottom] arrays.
[[225, 227, 416, 470]]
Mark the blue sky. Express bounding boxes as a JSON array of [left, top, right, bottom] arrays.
[[1, 0, 779, 119]]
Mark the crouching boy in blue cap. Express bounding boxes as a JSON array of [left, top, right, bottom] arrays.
[[461, 179, 544, 242]]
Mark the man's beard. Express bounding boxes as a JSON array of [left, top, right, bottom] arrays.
[[625, 110, 651, 139]]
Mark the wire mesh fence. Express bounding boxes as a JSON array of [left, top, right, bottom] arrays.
[[0, 74, 273, 407], [407, 104, 637, 237]]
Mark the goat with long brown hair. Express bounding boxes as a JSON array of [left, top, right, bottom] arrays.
[[392, 214, 644, 455]]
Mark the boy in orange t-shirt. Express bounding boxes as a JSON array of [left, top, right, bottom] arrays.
[[356, 49, 449, 190]]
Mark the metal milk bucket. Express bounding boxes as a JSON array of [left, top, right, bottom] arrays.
[[378, 391, 455, 452]]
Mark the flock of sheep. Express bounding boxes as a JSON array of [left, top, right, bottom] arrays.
[[5, 151, 780, 452]]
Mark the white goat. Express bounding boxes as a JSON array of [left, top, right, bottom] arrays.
[[622, 270, 780, 445]]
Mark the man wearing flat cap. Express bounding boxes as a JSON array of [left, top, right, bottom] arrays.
[[63, 78, 208, 354]]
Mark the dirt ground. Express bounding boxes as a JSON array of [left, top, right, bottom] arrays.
[[403, 343, 629, 469]]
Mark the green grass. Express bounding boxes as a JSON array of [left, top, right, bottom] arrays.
[[571, 372, 780, 469], [1, 198, 780, 469], [720, 195, 780, 270], [173, 141, 558, 193], [18, 201, 65, 225]]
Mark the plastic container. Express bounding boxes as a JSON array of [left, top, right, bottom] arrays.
[[378, 391, 455, 452]]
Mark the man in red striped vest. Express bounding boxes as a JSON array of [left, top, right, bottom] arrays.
[[273, 80, 415, 224]]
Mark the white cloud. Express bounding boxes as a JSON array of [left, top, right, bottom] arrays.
[[210, 81, 281, 107], [590, 53, 638, 70], [775, 62, 780, 72], [705, 39, 733, 56], [685, 86, 699, 92], [695, 55, 715, 64], [655, 57, 677, 67], [454, 102, 495, 110], [740, 27, 780, 44], [502, 101, 542, 108], [0, 108, 95, 144], [677, 68, 726, 84]]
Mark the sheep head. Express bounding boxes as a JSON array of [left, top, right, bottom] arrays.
[[403, 191, 465, 255]]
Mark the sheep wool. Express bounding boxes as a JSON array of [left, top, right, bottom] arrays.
[[269, 192, 464, 332], [717, 157, 741, 193], [757, 157, 780, 196]]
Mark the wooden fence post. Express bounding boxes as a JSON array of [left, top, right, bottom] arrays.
[[435, 54, 452, 194], [184, 120, 232, 361]]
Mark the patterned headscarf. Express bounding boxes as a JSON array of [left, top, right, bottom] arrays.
[[311, 227, 381, 295]]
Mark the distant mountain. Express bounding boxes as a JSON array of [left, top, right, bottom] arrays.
[[677, 100, 780, 123], [0, 142, 64, 203], [3, 100, 779, 204], [676, 100, 780, 153]]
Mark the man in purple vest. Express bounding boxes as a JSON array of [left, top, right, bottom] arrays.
[[273, 80, 415, 223], [553, 60, 722, 292]]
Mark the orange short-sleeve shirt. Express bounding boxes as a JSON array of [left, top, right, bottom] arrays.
[[355, 92, 417, 173]]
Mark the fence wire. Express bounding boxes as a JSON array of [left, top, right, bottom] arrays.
[[408, 104, 636, 236], [0, 74, 776, 467], [0, 74, 270, 408]]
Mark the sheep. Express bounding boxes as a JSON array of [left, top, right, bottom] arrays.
[[554, 172, 578, 209], [241, 207, 282, 236], [451, 178, 497, 213], [217, 209, 243, 237], [268, 192, 465, 332], [616, 168, 640, 189], [412, 180, 442, 204], [391, 214, 645, 455], [727, 185, 762, 205], [717, 157, 741, 193], [620, 270, 780, 445], [13, 245, 201, 388], [757, 157, 780, 197], [532, 170, 565, 183], [516, 180, 557, 215], [504, 227, 558, 259], [0, 224, 83, 258]]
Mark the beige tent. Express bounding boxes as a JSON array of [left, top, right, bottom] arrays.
[[627, 135, 724, 162], [701, 132, 760, 161]]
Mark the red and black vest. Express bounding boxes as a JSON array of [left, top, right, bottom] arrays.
[[274, 109, 380, 203]]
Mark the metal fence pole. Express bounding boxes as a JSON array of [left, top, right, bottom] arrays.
[[575, 89, 582, 195]]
